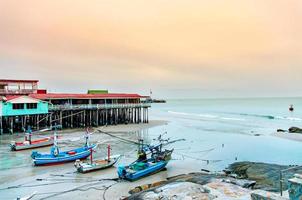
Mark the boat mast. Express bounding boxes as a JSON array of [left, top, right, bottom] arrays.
[[107, 144, 111, 161], [51, 125, 59, 156], [85, 128, 90, 147]]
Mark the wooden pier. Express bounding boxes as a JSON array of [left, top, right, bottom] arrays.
[[0, 103, 150, 134]]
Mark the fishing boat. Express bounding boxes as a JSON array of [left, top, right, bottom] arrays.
[[31, 130, 95, 166], [10, 137, 54, 151], [10, 128, 54, 151], [74, 144, 121, 173], [117, 141, 173, 181]]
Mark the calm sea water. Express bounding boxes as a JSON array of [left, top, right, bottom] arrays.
[[147, 97, 302, 171], [0, 97, 302, 199]]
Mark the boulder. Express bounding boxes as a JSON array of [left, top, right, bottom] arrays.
[[227, 162, 302, 192], [128, 182, 215, 200], [251, 190, 288, 200], [288, 127, 302, 134]]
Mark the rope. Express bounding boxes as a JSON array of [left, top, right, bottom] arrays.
[[173, 152, 222, 163], [97, 130, 141, 145]]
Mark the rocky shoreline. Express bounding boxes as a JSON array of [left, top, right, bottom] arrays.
[[125, 162, 302, 199]]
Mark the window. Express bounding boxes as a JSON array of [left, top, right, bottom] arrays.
[[12, 103, 24, 110], [26, 103, 37, 109]]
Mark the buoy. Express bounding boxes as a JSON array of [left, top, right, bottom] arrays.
[[289, 104, 294, 112]]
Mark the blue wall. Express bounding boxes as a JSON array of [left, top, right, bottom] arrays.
[[1, 101, 49, 116]]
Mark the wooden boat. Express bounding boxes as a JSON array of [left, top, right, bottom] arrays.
[[32, 145, 95, 166], [117, 142, 173, 181], [10, 137, 54, 151], [75, 154, 121, 173], [10, 127, 55, 151], [31, 131, 95, 166], [74, 144, 121, 173]]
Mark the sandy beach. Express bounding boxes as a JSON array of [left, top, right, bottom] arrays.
[[0, 120, 176, 200]]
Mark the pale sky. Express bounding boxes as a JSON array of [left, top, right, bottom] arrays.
[[0, 0, 301, 98]]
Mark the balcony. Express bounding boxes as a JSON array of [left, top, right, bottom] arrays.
[[49, 103, 151, 111], [0, 89, 37, 95]]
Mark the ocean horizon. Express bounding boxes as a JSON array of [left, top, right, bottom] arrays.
[[148, 97, 302, 171]]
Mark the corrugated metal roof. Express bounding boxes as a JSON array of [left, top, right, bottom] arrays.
[[0, 79, 39, 83], [29, 93, 148, 100], [4, 95, 21, 101]]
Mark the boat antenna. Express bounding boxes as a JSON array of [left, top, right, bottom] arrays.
[[51, 123, 59, 156], [85, 127, 90, 147]]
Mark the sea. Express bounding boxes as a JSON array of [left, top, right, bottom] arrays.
[[1, 97, 302, 199], [147, 97, 302, 171]]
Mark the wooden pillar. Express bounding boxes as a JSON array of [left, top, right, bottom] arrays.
[[70, 111, 72, 128], [105, 109, 108, 125], [60, 111, 63, 126], [10, 117, 13, 134], [37, 115, 40, 130], [0, 116, 3, 135], [49, 114, 52, 129], [96, 109, 99, 126]]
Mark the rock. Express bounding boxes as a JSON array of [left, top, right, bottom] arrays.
[[167, 172, 226, 185], [128, 182, 215, 200], [288, 127, 302, 134], [251, 190, 288, 200], [203, 179, 252, 199], [222, 177, 256, 189], [227, 162, 302, 192]]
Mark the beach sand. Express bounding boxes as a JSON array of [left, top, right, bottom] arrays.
[[0, 120, 179, 200]]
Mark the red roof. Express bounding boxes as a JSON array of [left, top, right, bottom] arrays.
[[29, 93, 148, 100], [4, 95, 21, 101], [0, 79, 39, 83]]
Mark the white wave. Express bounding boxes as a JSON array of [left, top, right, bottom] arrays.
[[275, 116, 302, 121], [168, 111, 245, 121], [221, 117, 245, 121], [198, 114, 217, 118]]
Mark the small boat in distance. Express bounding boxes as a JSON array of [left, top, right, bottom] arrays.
[[31, 129, 95, 166], [74, 144, 121, 173], [117, 139, 173, 181], [10, 127, 54, 151]]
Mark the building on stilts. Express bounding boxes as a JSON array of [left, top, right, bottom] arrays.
[[0, 79, 150, 134]]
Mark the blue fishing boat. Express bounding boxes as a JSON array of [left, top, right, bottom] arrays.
[[31, 130, 95, 166], [118, 141, 173, 181]]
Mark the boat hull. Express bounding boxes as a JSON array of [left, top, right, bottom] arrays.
[[118, 161, 168, 181], [10, 138, 54, 151], [75, 155, 121, 173], [32, 145, 95, 166]]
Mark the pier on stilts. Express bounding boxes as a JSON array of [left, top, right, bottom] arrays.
[[0, 79, 150, 134], [0, 101, 150, 134]]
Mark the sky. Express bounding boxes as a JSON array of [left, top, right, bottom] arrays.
[[0, 0, 301, 98]]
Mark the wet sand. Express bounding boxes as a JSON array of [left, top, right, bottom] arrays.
[[0, 120, 192, 200], [273, 132, 302, 142]]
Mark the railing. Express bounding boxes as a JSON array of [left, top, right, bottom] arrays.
[[49, 103, 151, 111], [0, 89, 36, 95]]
